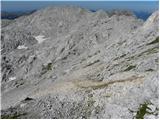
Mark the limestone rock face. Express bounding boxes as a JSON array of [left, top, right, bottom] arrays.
[[1, 7, 159, 119]]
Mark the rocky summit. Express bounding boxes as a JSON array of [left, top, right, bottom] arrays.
[[1, 7, 159, 119]]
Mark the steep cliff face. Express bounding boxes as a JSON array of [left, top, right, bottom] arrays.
[[1, 7, 159, 119]]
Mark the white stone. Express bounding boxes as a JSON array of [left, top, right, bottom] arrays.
[[17, 45, 28, 49], [9, 77, 16, 81], [20, 103, 27, 108], [34, 35, 47, 43]]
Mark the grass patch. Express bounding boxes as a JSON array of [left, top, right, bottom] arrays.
[[147, 37, 159, 45], [126, 45, 158, 61], [124, 65, 136, 71], [46, 63, 52, 70], [135, 102, 152, 119], [135, 102, 150, 119], [145, 47, 159, 55], [138, 46, 158, 57], [129, 101, 159, 119], [41, 62, 52, 75]]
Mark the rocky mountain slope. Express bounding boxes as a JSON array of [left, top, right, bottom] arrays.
[[1, 7, 159, 119]]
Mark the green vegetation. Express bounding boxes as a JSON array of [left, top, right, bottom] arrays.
[[135, 102, 150, 119], [136, 46, 158, 58], [143, 46, 159, 55], [126, 41, 159, 61], [124, 65, 136, 71], [46, 63, 52, 70], [41, 62, 53, 75], [129, 101, 159, 119], [147, 37, 159, 45], [135, 102, 152, 119]]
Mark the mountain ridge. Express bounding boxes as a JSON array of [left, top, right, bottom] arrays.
[[1, 7, 159, 119]]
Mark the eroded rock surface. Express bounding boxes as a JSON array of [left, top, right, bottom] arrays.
[[1, 7, 159, 119]]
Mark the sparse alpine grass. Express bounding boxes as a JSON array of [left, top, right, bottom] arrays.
[[147, 37, 159, 45]]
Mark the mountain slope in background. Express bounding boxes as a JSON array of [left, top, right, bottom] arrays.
[[1, 7, 159, 119], [134, 11, 152, 20], [1, 10, 36, 19], [1, 9, 153, 20]]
